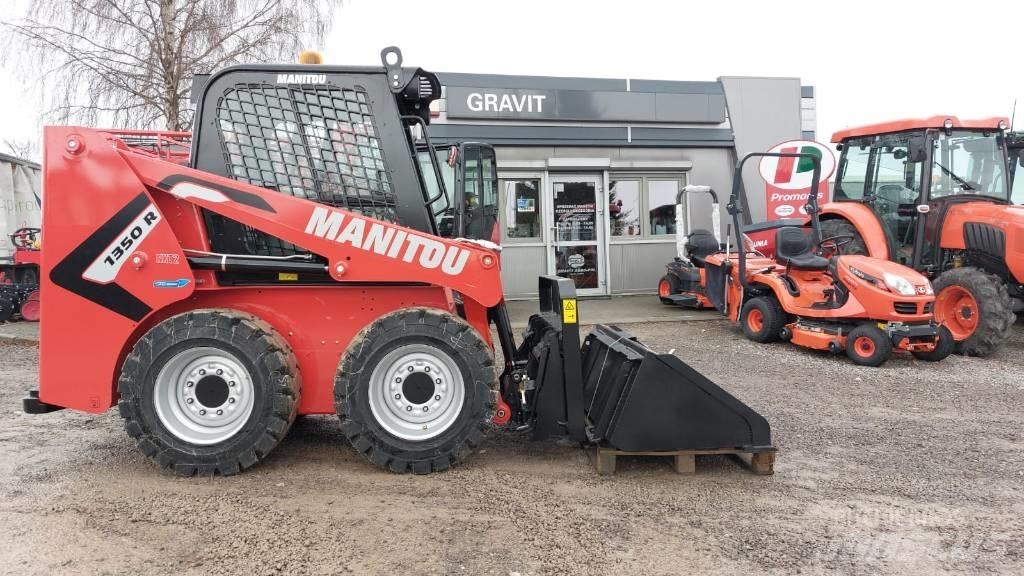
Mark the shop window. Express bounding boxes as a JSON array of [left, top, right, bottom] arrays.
[[501, 178, 542, 240], [647, 179, 679, 235], [609, 179, 641, 236]]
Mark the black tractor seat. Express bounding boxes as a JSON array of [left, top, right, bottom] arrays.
[[685, 229, 720, 268], [774, 227, 829, 270]]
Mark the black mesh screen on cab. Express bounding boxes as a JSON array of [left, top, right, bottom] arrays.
[[210, 82, 398, 256]]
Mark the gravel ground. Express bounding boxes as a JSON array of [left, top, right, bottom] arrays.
[[1, 319, 1022, 576]]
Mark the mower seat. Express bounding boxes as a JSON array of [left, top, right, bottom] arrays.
[[685, 229, 720, 267], [775, 227, 829, 270]]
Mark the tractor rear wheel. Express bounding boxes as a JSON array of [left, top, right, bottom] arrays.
[[819, 219, 867, 255], [118, 310, 300, 476], [932, 267, 1014, 357], [335, 308, 495, 474], [658, 274, 680, 304], [740, 296, 786, 343], [845, 324, 892, 367]]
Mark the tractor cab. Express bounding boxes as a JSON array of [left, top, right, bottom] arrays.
[[832, 117, 1012, 269], [1009, 132, 1024, 205]]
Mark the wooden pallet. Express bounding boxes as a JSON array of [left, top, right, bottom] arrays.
[[593, 446, 776, 476]]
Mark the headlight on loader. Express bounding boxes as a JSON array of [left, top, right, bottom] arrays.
[[883, 272, 917, 296]]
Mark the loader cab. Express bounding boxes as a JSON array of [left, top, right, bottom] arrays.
[[416, 142, 500, 242], [184, 48, 502, 284], [832, 119, 1011, 268]]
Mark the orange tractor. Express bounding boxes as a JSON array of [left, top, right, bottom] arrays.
[[672, 152, 951, 367], [820, 117, 1022, 356]]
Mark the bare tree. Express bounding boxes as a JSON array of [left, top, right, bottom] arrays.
[[2, 0, 343, 131], [2, 139, 40, 162]]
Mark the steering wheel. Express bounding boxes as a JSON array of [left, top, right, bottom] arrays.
[[818, 234, 855, 256]]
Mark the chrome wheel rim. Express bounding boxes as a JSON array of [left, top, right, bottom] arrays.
[[153, 347, 255, 445], [368, 344, 465, 441]]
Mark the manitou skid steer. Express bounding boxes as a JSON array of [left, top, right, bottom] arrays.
[[23, 48, 774, 476]]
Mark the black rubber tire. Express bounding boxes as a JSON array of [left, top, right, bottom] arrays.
[[740, 295, 786, 343], [931, 267, 1015, 357], [658, 274, 680, 305], [845, 324, 892, 367], [335, 308, 495, 474], [911, 325, 954, 362], [819, 218, 867, 255], [117, 310, 300, 476]]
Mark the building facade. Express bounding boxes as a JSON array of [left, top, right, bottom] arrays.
[[426, 72, 816, 298]]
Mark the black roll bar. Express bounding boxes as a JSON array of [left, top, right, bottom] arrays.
[[727, 152, 822, 290]]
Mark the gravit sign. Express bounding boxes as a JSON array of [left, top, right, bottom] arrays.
[[444, 86, 727, 123]]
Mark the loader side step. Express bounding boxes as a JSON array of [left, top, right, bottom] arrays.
[[593, 445, 775, 476]]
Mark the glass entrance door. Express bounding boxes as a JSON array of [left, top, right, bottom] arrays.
[[548, 174, 605, 295]]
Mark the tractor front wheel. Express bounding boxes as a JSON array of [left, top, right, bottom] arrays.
[[335, 308, 495, 474], [118, 310, 300, 476], [911, 325, 954, 362], [932, 267, 1014, 357], [845, 324, 892, 367]]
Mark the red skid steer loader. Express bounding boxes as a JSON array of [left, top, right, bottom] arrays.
[[23, 48, 774, 475]]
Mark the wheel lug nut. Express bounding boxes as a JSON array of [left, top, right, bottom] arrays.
[[199, 409, 207, 415], [199, 369, 206, 375], [406, 406, 412, 411], [228, 398, 236, 403], [186, 398, 194, 404], [186, 381, 194, 387], [422, 406, 428, 412], [424, 366, 430, 373], [216, 409, 223, 415], [395, 377, 401, 383], [435, 378, 441, 384], [434, 395, 441, 401], [407, 367, 413, 372], [216, 369, 223, 375], [229, 381, 236, 387], [395, 393, 402, 399]]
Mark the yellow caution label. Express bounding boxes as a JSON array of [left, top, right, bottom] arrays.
[[562, 298, 578, 324], [278, 272, 299, 281]]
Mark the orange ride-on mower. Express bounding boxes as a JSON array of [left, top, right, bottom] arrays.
[[820, 117, 1022, 356], [658, 185, 720, 308], [702, 151, 954, 367], [21, 48, 776, 476]]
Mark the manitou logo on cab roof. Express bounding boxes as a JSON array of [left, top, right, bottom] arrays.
[[467, 92, 546, 114], [276, 73, 326, 84], [305, 206, 470, 275]]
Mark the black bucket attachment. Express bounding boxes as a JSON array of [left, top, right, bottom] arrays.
[[518, 276, 773, 454], [582, 324, 772, 452]]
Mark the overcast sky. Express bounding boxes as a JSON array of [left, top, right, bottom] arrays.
[[2, 0, 1022, 155]]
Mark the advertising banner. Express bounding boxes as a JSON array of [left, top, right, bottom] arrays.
[[0, 157, 42, 260], [745, 140, 835, 256]]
